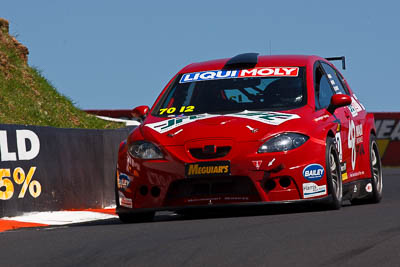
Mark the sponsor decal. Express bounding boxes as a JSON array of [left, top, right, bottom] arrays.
[[347, 105, 358, 117], [185, 161, 230, 178], [127, 157, 140, 171], [335, 132, 343, 162], [118, 192, 133, 208], [349, 171, 365, 178], [314, 114, 330, 122], [224, 196, 249, 201], [327, 74, 340, 93], [229, 111, 300, 125], [302, 164, 325, 181], [145, 111, 300, 134], [159, 105, 195, 115], [353, 184, 358, 193], [180, 67, 299, 83], [0, 130, 42, 200], [347, 96, 364, 117], [146, 114, 211, 134], [333, 116, 343, 161], [118, 173, 131, 191], [355, 124, 363, 144], [348, 121, 365, 171], [336, 123, 341, 132], [365, 183, 373, 193], [187, 196, 250, 203], [348, 120, 356, 170], [341, 162, 348, 181], [352, 94, 366, 110], [356, 143, 365, 156], [187, 197, 221, 203], [303, 182, 327, 198], [252, 160, 262, 170]]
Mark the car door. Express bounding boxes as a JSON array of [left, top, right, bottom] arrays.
[[320, 62, 367, 182], [314, 61, 350, 182]]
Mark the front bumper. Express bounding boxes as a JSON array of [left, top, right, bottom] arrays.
[[116, 195, 333, 214], [117, 136, 328, 211]]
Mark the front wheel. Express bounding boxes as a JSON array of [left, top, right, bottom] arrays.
[[326, 137, 343, 210]]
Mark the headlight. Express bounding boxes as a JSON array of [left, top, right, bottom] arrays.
[[258, 133, 309, 153], [128, 141, 163, 159]]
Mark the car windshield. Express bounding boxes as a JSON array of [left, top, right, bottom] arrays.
[[153, 67, 306, 117]]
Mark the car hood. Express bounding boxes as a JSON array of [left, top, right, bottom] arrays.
[[139, 108, 312, 146]]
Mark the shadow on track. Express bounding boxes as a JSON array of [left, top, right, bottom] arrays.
[[67, 201, 352, 228]]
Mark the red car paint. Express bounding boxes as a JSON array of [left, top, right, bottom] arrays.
[[116, 54, 377, 213]]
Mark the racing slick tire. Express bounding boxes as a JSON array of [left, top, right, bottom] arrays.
[[351, 134, 383, 205], [326, 137, 343, 210]]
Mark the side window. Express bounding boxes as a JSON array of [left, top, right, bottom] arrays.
[[321, 62, 349, 95], [314, 64, 334, 109]]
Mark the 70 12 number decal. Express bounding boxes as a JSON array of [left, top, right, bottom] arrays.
[[159, 106, 195, 115]]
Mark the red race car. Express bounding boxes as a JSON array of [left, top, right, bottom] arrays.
[[116, 53, 383, 222]]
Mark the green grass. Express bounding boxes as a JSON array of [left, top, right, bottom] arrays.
[[0, 27, 122, 129]]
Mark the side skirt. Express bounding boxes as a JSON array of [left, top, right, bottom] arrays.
[[343, 178, 373, 201]]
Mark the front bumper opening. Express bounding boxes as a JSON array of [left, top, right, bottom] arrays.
[[163, 176, 261, 206]]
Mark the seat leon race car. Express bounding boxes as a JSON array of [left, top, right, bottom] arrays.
[[115, 53, 383, 222]]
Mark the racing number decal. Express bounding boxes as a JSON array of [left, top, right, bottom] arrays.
[[159, 107, 178, 114], [159, 106, 195, 115], [348, 119, 356, 170], [182, 105, 194, 112], [335, 132, 342, 162]]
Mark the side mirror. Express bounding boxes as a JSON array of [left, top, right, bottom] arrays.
[[131, 105, 149, 122], [328, 94, 352, 113]]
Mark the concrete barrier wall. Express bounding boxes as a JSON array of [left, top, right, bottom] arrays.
[[1, 112, 399, 217], [0, 124, 132, 217]]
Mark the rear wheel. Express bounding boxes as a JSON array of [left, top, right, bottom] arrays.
[[351, 135, 383, 204], [326, 137, 342, 210], [370, 136, 383, 202]]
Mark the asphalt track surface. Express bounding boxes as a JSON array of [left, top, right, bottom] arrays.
[[1, 169, 399, 267]]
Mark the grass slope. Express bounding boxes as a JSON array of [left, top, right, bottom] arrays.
[[0, 22, 121, 129]]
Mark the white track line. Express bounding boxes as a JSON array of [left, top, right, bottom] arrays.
[[2, 211, 118, 225]]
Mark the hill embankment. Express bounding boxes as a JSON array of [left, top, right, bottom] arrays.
[[0, 18, 120, 128]]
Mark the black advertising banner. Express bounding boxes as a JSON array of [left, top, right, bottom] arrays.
[[0, 124, 132, 217]]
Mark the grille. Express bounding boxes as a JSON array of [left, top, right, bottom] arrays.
[[165, 176, 259, 200], [189, 146, 231, 159]]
